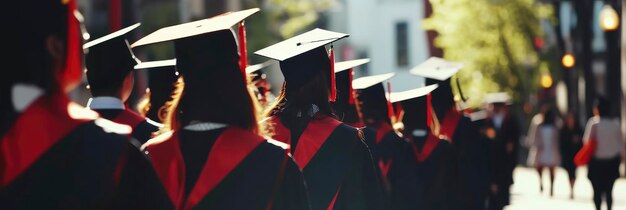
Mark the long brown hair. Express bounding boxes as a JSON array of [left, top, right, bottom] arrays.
[[161, 30, 265, 135], [266, 67, 335, 129]]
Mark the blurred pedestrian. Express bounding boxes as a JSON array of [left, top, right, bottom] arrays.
[[559, 111, 583, 199], [484, 92, 520, 209], [583, 97, 625, 210], [528, 108, 560, 196]]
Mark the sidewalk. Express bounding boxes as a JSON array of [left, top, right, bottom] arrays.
[[506, 166, 626, 210]]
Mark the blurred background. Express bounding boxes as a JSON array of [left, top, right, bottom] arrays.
[[69, 0, 624, 208]]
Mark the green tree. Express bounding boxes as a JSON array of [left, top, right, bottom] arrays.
[[423, 0, 551, 108]]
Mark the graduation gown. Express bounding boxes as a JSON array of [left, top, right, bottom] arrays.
[[268, 113, 384, 210], [410, 132, 457, 210], [142, 126, 310, 210], [439, 109, 490, 210], [0, 95, 172, 210], [94, 108, 161, 144], [370, 123, 419, 210]]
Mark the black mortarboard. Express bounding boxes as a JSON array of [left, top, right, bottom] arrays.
[[254, 28, 349, 101], [131, 8, 259, 85], [83, 23, 141, 94]]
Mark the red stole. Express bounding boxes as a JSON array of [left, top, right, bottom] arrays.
[[374, 122, 394, 144], [413, 133, 440, 162], [438, 108, 462, 141], [112, 109, 147, 133], [144, 127, 266, 210], [1, 94, 97, 186], [266, 114, 343, 210]]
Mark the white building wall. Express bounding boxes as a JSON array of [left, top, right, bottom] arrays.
[[328, 0, 429, 92]]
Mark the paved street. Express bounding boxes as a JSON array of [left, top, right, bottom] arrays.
[[506, 166, 626, 210]]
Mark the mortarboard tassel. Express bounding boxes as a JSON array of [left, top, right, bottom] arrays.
[[348, 69, 354, 104], [61, 0, 82, 89], [109, 0, 122, 31], [329, 45, 337, 102], [386, 81, 395, 123], [238, 21, 248, 82], [427, 93, 432, 128]]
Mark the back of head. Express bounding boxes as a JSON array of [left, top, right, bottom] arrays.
[[85, 35, 137, 96], [331, 70, 359, 124], [356, 83, 390, 125], [595, 96, 611, 117], [168, 30, 259, 133], [427, 78, 454, 116], [268, 47, 334, 127], [12, 1, 70, 93]]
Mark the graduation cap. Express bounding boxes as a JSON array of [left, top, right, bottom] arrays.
[[333, 58, 370, 104], [484, 92, 512, 105], [410, 57, 466, 108], [134, 59, 177, 70], [131, 8, 259, 81], [390, 84, 439, 131], [254, 28, 349, 101], [409, 57, 464, 81], [83, 23, 141, 95], [133, 59, 179, 122], [245, 60, 275, 74], [351, 73, 396, 124]]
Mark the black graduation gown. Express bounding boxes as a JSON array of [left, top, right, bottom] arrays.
[[409, 132, 457, 210], [0, 95, 172, 210], [366, 123, 419, 210], [439, 109, 490, 210], [268, 114, 384, 210], [94, 108, 161, 143], [143, 127, 310, 210]]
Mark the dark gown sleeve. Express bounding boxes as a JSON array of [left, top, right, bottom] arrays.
[[110, 143, 174, 210], [334, 137, 385, 210], [272, 157, 312, 210]]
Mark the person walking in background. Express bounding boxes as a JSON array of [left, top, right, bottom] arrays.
[[484, 92, 520, 209], [528, 108, 560, 197], [583, 97, 625, 210], [559, 111, 583, 199]]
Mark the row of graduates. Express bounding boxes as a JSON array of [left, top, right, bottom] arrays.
[[0, 3, 499, 210]]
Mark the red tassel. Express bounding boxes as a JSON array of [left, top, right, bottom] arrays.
[[329, 46, 337, 102], [109, 0, 122, 31], [348, 69, 354, 104], [427, 93, 432, 128], [238, 21, 248, 82], [386, 81, 394, 123], [60, 0, 82, 89]]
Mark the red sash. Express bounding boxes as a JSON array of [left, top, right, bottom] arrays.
[[267, 114, 343, 210], [112, 109, 146, 133], [413, 133, 440, 162], [374, 122, 394, 144], [144, 127, 266, 210], [1, 94, 97, 186], [292, 114, 342, 169], [438, 108, 462, 141]]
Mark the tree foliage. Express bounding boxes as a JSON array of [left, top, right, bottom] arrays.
[[423, 0, 551, 108]]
